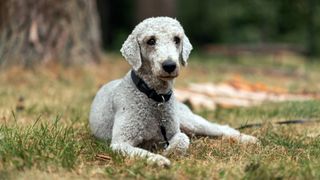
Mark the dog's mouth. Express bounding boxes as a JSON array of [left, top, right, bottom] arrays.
[[159, 74, 178, 80]]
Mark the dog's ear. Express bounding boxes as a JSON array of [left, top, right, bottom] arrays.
[[120, 34, 142, 71], [180, 34, 193, 66]]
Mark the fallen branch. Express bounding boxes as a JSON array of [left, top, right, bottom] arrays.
[[175, 82, 314, 110]]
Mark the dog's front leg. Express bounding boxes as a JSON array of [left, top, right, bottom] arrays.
[[111, 114, 171, 167], [111, 142, 171, 167], [163, 132, 190, 156]]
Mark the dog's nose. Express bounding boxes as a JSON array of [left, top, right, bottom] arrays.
[[162, 60, 176, 73]]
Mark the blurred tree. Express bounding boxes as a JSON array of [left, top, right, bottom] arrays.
[[96, 0, 176, 50], [177, 0, 320, 56], [306, 0, 318, 57], [0, 0, 101, 67], [136, 0, 176, 22], [97, 0, 135, 50]]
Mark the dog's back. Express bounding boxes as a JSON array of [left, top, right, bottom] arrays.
[[89, 79, 121, 140]]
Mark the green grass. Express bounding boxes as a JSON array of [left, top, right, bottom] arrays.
[[1, 54, 320, 179]]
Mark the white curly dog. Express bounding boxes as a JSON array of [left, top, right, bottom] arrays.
[[89, 17, 257, 166]]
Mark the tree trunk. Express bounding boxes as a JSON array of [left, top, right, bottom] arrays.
[[0, 0, 101, 67]]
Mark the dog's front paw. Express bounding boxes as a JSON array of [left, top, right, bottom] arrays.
[[239, 134, 259, 144], [163, 133, 190, 156], [147, 154, 171, 167]]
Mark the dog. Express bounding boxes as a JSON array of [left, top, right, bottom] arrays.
[[89, 17, 258, 166]]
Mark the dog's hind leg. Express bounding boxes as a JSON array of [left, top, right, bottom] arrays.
[[177, 102, 258, 143]]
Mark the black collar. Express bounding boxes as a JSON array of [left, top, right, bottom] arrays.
[[131, 70, 172, 103]]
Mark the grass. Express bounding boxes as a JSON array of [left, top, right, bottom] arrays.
[[1, 53, 320, 179]]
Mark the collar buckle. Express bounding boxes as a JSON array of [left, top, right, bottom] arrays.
[[157, 95, 165, 108]]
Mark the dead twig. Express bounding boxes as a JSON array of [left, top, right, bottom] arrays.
[[95, 154, 112, 161]]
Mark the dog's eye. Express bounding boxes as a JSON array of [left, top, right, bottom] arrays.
[[147, 38, 156, 46], [174, 36, 180, 44]]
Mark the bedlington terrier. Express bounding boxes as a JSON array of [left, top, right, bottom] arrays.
[[89, 17, 257, 167]]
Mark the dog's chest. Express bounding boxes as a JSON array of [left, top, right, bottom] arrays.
[[138, 100, 178, 137], [123, 95, 179, 145], [114, 80, 180, 148], [137, 103, 178, 150]]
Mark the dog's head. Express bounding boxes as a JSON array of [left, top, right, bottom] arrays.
[[120, 17, 192, 81]]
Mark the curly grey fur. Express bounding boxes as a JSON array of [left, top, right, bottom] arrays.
[[89, 17, 257, 167]]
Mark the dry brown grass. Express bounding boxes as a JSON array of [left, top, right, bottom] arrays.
[[1, 54, 320, 179]]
